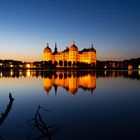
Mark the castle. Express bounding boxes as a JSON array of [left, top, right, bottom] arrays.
[[43, 42, 96, 66]]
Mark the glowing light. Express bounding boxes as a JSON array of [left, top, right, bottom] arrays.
[[43, 43, 96, 66], [128, 65, 133, 70], [0, 72, 2, 77], [10, 64, 13, 67], [19, 71, 22, 76], [104, 70, 107, 76], [138, 65, 140, 75], [26, 64, 31, 68], [138, 70, 140, 76], [10, 70, 13, 76], [128, 70, 132, 76], [104, 66, 107, 69], [19, 65, 23, 68], [26, 69, 31, 77], [43, 72, 96, 95]]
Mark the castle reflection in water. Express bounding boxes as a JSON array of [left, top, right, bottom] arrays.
[[43, 71, 96, 95], [0, 70, 140, 95]]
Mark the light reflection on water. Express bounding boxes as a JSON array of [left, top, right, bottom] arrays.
[[43, 71, 96, 95], [0, 70, 140, 140]]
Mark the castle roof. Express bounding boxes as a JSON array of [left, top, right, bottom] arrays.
[[79, 47, 96, 54], [44, 43, 52, 53], [79, 48, 90, 54], [69, 42, 78, 51], [52, 42, 58, 55], [52, 51, 58, 55], [43, 42, 96, 54], [90, 47, 96, 53], [62, 47, 69, 53]]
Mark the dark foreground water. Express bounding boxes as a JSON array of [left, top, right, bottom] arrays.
[[0, 70, 140, 140]]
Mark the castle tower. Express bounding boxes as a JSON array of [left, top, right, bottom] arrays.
[[90, 44, 96, 66], [69, 41, 78, 65], [53, 42, 58, 54], [43, 43, 52, 61]]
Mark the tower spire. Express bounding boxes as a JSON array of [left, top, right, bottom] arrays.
[[47, 42, 49, 47], [55, 42, 57, 48], [54, 42, 58, 54], [91, 43, 94, 48]]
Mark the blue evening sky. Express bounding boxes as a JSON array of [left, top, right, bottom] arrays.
[[0, 0, 140, 61]]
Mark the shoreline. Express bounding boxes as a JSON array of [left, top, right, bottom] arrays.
[[0, 67, 139, 71]]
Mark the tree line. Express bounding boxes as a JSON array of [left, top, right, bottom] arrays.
[[0, 58, 140, 70]]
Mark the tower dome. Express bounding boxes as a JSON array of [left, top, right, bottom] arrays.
[[69, 41, 78, 51], [43, 43, 52, 53], [90, 44, 96, 53]]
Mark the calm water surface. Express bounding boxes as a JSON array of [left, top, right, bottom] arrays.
[[0, 70, 140, 140]]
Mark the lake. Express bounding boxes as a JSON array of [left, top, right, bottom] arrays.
[[0, 70, 140, 140]]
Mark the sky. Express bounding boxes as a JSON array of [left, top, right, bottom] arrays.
[[0, 0, 140, 61]]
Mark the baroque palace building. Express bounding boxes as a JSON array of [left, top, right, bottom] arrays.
[[43, 42, 96, 66]]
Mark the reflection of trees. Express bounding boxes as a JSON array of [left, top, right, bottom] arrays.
[[41, 70, 140, 94], [27, 105, 62, 140], [96, 70, 140, 80], [0, 70, 140, 80]]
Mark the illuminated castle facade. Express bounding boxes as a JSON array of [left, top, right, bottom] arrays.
[[43, 42, 96, 66]]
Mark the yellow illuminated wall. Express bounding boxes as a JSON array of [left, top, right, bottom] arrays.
[[43, 52, 52, 61], [43, 42, 96, 66], [69, 50, 78, 63]]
